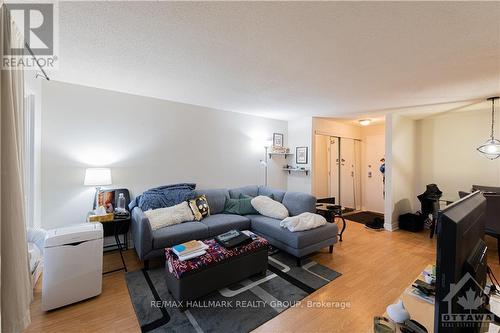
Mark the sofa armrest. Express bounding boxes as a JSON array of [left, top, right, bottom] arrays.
[[282, 192, 317, 216], [131, 207, 153, 261]]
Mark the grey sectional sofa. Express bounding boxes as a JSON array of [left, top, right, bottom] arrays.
[[131, 185, 339, 267]]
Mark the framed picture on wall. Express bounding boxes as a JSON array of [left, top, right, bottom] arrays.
[[296, 146, 308, 164], [273, 133, 284, 147]]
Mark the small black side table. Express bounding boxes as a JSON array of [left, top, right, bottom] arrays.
[[102, 217, 130, 274], [316, 203, 347, 241]]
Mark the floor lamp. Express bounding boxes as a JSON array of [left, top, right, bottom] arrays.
[[259, 142, 272, 186]]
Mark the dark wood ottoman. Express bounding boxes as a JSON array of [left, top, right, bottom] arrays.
[[165, 235, 268, 307]]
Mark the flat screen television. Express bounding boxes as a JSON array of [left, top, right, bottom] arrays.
[[434, 191, 488, 332]]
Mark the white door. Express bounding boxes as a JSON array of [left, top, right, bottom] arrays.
[[363, 134, 385, 213], [329, 137, 340, 203], [340, 138, 355, 209]]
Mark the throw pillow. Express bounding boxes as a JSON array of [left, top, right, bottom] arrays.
[[280, 212, 326, 232], [188, 195, 210, 221], [144, 201, 194, 230], [250, 195, 289, 219], [239, 193, 274, 200], [224, 197, 259, 215]]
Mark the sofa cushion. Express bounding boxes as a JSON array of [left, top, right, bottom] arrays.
[[248, 215, 338, 248], [229, 185, 259, 199], [224, 197, 258, 215], [201, 214, 251, 236], [193, 189, 229, 214], [152, 222, 209, 249], [258, 186, 286, 202], [144, 201, 194, 230], [282, 191, 316, 216]]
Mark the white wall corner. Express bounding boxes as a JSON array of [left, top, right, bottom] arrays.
[[286, 116, 313, 194], [384, 113, 394, 231]]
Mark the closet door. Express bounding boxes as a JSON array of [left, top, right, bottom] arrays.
[[340, 138, 355, 209], [329, 137, 340, 202], [353, 140, 362, 210]]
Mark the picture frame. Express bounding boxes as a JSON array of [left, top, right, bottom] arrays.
[[273, 133, 284, 147], [296, 146, 308, 164]]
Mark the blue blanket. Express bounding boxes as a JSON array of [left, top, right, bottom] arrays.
[[129, 183, 196, 211]]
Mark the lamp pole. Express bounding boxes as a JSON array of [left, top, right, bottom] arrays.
[[264, 146, 268, 187]]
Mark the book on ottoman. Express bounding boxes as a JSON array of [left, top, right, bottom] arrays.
[[215, 230, 251, 248], [172, 240, 208, 261]]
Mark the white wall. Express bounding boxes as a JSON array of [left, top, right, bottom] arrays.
[[385, 114, 417, 230], [361, 124, 385, 213], [287, 117, 313, 193], [41, 81, 288, 229], [313, 117, 362, 140], [415, 110, 500, 198]]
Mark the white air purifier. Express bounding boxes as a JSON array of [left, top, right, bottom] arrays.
[[42, 223, 103, 311]]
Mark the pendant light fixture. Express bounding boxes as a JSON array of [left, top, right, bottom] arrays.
[[477, 96, 500, 160]]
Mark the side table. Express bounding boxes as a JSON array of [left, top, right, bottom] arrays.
[[316, 203, 347, 241], [102, 217, 130, 274]]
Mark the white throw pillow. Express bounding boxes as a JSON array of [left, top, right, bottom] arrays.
[[251, 195, 289, 219], [145, 201, 194, 230], [280, 212, 326, 232]]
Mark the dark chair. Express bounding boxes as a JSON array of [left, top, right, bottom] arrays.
[[418, 184, 442, 238], [471, 185, 500, 263]]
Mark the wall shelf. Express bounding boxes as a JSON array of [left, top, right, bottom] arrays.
[[269, 152, 294, 159], [283, 168, 309, 175]]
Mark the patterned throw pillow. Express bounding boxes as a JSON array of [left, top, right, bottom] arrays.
[[188, 195, 210, 221]]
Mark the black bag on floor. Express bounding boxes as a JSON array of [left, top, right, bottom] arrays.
[[398, 213, 424, 232]]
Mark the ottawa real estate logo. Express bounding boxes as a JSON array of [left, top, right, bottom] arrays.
[[441, 272, 494, 329]]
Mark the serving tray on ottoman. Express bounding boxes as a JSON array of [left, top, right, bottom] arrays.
[[165, 234, 269, 307]]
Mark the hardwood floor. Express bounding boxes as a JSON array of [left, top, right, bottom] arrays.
[[24, 221, 500, 333]]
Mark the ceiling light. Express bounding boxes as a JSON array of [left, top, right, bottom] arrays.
[[359, 119, 371, 126], [477, 96, 500, 160]]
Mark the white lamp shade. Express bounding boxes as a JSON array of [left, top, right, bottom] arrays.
[[84, 168, 112, 186]]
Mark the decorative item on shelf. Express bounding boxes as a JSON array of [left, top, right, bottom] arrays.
[[273, 133, 284, 147], [282, 165, 310, 175], [270, 146, 289, 154], [477, 96, 500, 160], [296, 146, 308, 164]]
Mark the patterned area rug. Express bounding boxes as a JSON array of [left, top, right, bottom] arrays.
[[125, 251, 341, 333]]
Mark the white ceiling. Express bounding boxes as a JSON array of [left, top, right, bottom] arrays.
[[50, 1, 500, 120]]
